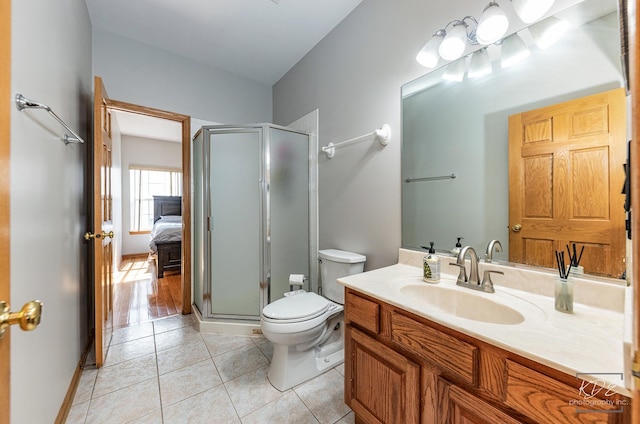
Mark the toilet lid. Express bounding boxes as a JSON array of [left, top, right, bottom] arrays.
[[262, 292, 331, 321]]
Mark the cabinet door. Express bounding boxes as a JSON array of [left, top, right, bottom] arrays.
[[439, 380, 524, 424], [346, 326, 420, 424]]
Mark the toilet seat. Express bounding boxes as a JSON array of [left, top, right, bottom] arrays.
[[261, 292, 343, 335], [262, 292, 331, 323]]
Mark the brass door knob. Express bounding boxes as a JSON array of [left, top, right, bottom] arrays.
[[511, 224, 522, 233], [0, 300, 43, 339], [84, 231, 114, 241], [84, 232, 101, 241]]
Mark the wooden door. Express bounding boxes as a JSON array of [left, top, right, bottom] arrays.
[[345, 326, 420, 424], [0, 0, 10, 420], [92, 76, 114, 367], [508, 88, 626, 277]]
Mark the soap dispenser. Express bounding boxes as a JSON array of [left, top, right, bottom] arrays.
[[451, 237, 463, 256], [423, 242, 440, 283]]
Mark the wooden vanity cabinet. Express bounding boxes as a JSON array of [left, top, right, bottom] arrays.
[[344, 288, 631, 424]]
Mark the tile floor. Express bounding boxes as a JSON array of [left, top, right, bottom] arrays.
[[66, 314, 354, 424]]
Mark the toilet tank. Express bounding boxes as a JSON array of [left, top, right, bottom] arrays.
[[319, 249, 366, 304]]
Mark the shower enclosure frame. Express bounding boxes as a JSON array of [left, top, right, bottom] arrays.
[[193, 123, 314, 322]]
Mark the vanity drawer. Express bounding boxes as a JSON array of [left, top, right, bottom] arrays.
[[345, 291, 380, 334], [505, 360, 622, 424], [390, 311, 478, 386]]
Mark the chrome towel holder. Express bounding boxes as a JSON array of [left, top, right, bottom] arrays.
[[404, 173, 457, 183], [322, 124, 390, 159], [15, 94, 85, 144]]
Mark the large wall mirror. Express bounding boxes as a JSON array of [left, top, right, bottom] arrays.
[[401, 0, 627, 279]]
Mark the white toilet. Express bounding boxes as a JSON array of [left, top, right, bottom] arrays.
[[260, 249, 366, 391]]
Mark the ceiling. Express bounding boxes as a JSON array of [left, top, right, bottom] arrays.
[[87, 0, 363, 142], [85, 0, 363, 87]]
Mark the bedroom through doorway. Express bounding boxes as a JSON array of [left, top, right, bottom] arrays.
[[103, 95, 192, 329]]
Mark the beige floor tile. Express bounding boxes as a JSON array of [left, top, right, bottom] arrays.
[[334, 363, 345, 376], [154, 324, 202, 352], [85, 378, 161, 424], [104, 335, 156, 367], [294, 369, 351, 424], [336, 411, 355, 424], [156, 337, 211, 375], [153, 314, 195, 334], [241, 391, 320, 424], [252, 336, 274, 361], [159, 358, 222, 406], [93, 354, 158, 398], [72, 368, 98, 405], [162, 385, 240, 424], [225, 365, 287, 417], [201, 332, 255, 357], [111, 322, 154, 345], [294, 370, 351, 424], [212, 344, 269, 382], [128, 410, 164, 423], [66, 400, 90, 424]]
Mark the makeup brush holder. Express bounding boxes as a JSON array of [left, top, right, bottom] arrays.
[[554, 277, 574, 313], [569, 265, 584, 275]]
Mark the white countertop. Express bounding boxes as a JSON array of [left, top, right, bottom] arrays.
[[338, 251, 632, 397]]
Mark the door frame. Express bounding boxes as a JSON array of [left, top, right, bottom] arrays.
[[0, 0, 11, 421], [105, 99, 192, 315]]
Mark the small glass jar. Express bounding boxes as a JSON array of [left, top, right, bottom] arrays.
[[569, 265, 584, 275], [554, 277, 574, 313]]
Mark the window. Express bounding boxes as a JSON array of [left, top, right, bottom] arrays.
[[130, 167, 182, 233]]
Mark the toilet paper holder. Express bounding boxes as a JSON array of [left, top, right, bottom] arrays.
[[289, 274, 308, 291]]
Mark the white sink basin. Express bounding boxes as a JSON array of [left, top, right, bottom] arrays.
[[398, 283, 525, 325]]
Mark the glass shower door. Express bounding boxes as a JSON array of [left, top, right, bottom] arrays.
[[192, 130, 205, 314], [268, 127, 310, 301], [209, 129, 263, 318]]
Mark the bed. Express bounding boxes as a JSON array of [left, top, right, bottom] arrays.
[[149, 195, 182, 278]]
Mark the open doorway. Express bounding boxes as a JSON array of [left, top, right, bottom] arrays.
[[105, 99, 192, 327]]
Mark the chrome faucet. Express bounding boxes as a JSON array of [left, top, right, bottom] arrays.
[[485, 239, 503, 263], [449, 246, 502, 293]]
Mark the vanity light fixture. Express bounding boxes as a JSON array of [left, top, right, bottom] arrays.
[[529, 15, 569, 49], [500, 32, 530, 68], [417, 2, 509, 68], [442, 57, 467, 82], [468, 48, 492, 78], [510, 0, 555, 24]]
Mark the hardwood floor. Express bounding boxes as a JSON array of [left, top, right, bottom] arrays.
[[113, 256, 182, 328]]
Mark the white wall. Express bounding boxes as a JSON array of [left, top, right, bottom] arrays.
[[93, 28, 273, 124], [272, 0, 586, 271], [10, 0, 92, 422], [121, 135, 182, 255], [111, 117, 123, 269]]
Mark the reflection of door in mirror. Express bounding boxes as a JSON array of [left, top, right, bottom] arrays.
[[508, 88, 626, 278]]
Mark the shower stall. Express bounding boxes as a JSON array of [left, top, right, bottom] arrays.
[[192, 124, 316, 323]]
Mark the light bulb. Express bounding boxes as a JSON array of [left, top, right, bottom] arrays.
[[511, 0, 555, 24], [476, 2, 509, 45], [529, 16, 569, 49], [468, 48, 492, 78], [500, 33, 530, 68], [443, 58, 467, 82], [439, 23, 468, 61], [416, 32, 444, 68]]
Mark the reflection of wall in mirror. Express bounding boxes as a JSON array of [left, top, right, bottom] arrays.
[[402, 12, 623, 266]]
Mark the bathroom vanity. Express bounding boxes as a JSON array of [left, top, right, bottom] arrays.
[[339, 249, 631, 424]]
